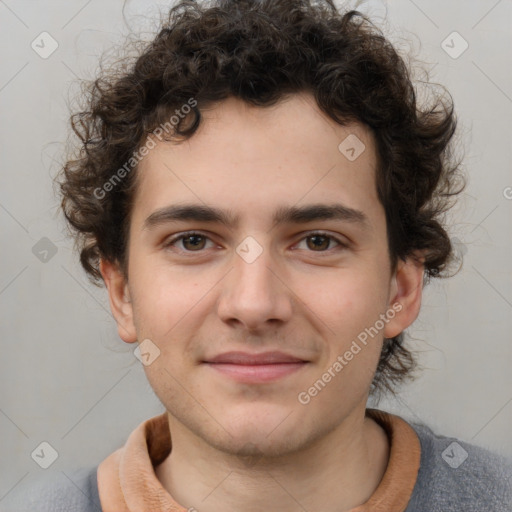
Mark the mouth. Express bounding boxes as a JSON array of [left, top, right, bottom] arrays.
[[202, 351, 309, 383]]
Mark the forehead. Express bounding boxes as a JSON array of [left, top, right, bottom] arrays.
[[132, 93, 383, 231]]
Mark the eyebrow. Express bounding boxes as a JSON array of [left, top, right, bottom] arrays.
[[143, 202, 371, 231]]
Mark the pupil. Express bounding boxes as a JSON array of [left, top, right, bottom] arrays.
[[309, 235, 328, 250], [185, 235, 204, 250]]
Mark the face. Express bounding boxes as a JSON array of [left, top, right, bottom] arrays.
[[102, 92, 423, 458]]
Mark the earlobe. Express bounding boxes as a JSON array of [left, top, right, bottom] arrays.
[[99, 258, 138, 344], [384, 254, 425, 339]]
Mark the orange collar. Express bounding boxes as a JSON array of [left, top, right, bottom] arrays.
[[97, 408, 421, 512]]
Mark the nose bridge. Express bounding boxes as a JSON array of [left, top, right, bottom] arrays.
[[217, 234, 292, 328], [235, 237, 275, 291]]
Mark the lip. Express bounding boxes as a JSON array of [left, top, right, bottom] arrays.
[[204, 351, 307, 365], [203, 351, 308, 383]]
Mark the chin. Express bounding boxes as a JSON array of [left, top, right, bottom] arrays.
[[203, 413, 321, 460], [212, 431, 304, 460]]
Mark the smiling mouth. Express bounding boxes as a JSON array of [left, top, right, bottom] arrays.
[[203, 351, 309, 383], [204, 361, 308, 383]]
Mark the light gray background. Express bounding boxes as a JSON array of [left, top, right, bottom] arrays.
[[1, 0, 511, 505]]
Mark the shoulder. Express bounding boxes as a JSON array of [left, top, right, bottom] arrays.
[[2, 466, 100, 512], [405, 421, 512, 512]]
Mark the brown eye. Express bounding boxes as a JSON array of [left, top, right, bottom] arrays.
[[181, 234, 207, 251], [306, 234, 331, 251], [295, 232, 346, 253], [164, 232, 214, 252]]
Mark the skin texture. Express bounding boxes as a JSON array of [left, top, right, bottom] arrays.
[[100, 92, 425, 512]]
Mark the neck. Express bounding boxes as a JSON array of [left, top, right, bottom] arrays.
[[154, 405, 390, 512]]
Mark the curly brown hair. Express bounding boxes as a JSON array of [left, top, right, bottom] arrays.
[[57, 0, 464, 397]]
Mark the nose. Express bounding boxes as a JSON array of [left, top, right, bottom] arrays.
[[216, 239, 293, 332]]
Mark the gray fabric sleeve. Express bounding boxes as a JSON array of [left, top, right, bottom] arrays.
[[0, 466, 100, 512], [406, 423, 512, 512]]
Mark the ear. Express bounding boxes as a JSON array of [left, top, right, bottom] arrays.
[[384, 253, 425, 339], [99, 258, 137, 343]]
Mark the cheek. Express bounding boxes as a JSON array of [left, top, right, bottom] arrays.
[[309, 283, 386, 399], [304, 271, 387, 330], [130, 261, 202, 333], [129, 265, 215, 376], [302, 271, 389, 381]]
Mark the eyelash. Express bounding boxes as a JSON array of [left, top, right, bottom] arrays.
[[163, 231, 348, 255]]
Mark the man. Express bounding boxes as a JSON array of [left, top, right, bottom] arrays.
[[19, 0, 512, 510]]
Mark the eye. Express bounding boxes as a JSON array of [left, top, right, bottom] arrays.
[[163, 230, 348, 255], [163, 231, 215, 252], [294, 232, 347, 252]]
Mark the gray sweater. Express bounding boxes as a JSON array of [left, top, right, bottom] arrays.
[[3, 421, 512, 511]]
